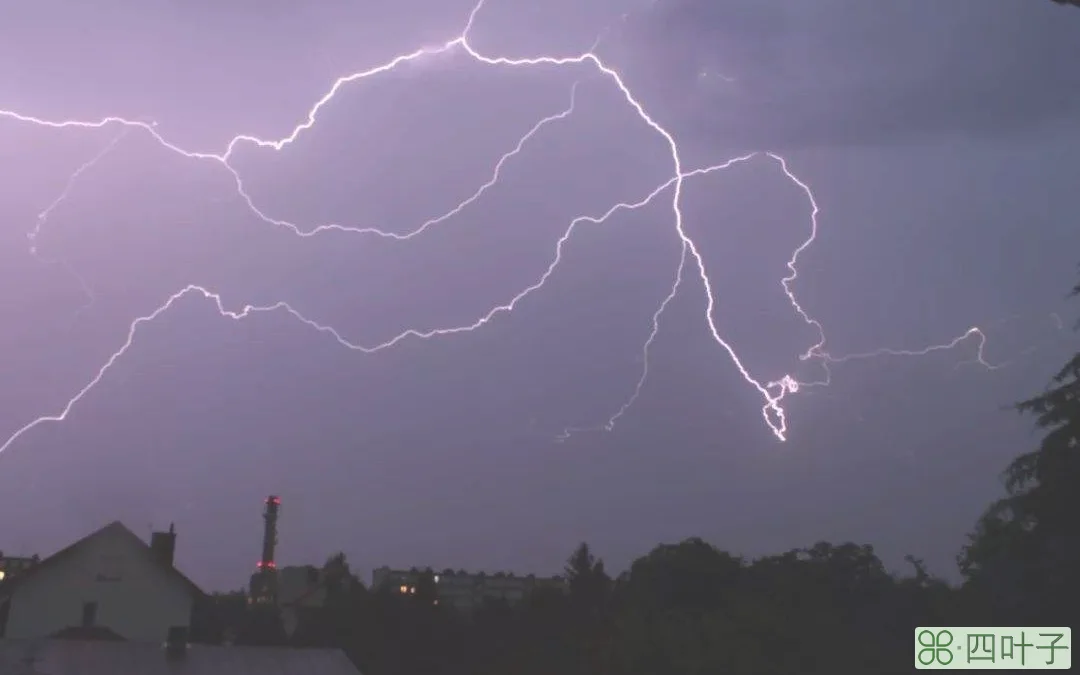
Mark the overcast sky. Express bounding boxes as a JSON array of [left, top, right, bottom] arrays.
[[1, 0, 1078, 592]]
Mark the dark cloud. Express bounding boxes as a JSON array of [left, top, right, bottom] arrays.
[[619, 0, 1080, 148]]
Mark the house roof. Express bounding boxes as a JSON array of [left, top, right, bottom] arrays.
[[0, 639, 362, 675], [0, 521, 205, 600]]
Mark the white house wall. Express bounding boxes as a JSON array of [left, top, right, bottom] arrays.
[[4, 526, 195, 642]]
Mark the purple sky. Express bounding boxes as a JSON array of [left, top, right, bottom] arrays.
[[1, 0, 1078, 592]]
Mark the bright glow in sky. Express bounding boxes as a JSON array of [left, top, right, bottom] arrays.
[[1, 0, 1077, 589]]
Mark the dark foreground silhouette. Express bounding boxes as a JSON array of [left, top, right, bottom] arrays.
[[192, 273, 1080, 674]]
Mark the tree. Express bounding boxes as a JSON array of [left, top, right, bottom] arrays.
[[1050, 0, 1080, 8], [237, 605, 288, 646], [559, 543, 615, 674], [959, 273, 1080, 624], [564, 542, 612, 614], [413, 567, 438, 607], [190, 590, 247, 644], [276, 535, 963, 674], [622, 537, 743, 614]]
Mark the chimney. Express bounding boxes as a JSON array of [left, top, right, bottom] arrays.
[[164, 625, 189, 661], [150, 523, 177, 567]]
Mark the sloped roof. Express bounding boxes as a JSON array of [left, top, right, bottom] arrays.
[[0, 521, 204, 599], [0, 639, 362, 675]]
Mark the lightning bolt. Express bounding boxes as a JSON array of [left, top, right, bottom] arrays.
[[28, 130, 128, 255], [0, 0, 1018, 457], [25, 130, 129, 322]]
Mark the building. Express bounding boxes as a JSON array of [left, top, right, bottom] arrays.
[[0, 553, 40, 582], [0, 521, 205, 642], [0, 637, 362, 675], [276, 563, 344, 638], [371, 566, 566, 611], [278, 565, 325, 608]]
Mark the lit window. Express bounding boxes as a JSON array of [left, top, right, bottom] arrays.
[[399, 585, 407, 593]]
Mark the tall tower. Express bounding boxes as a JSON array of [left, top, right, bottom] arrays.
[[261, 495, 280, 569], [248, 495, 281, 604]]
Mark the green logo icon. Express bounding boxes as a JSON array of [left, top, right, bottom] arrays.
[[918, 629, 955, 666], [916, 626, 1071, 669]]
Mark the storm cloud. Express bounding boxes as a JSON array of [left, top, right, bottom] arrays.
[[620, 0, 1080, 149]]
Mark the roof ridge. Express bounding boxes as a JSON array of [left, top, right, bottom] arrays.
[[0, 521, 206, 600]]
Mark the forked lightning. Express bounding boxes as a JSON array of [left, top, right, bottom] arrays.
[[0, 0, 998, 456]]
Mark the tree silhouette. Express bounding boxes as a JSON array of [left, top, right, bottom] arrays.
[[960, 272, 1080, 624], [190, 590, 247, 644], [564, 542, 612, 614], [622, 537, 742, 614], [191, 537, 976, 674], [237, 604, 288, 646]]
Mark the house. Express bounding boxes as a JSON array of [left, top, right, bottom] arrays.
[[0, 637, 362, 675], [0, 521, 204, 642], [0, 554, 41, 583]]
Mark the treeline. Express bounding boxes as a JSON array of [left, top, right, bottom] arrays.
[[194, 541, 956, 674], [194, 275, 1080, 674]]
